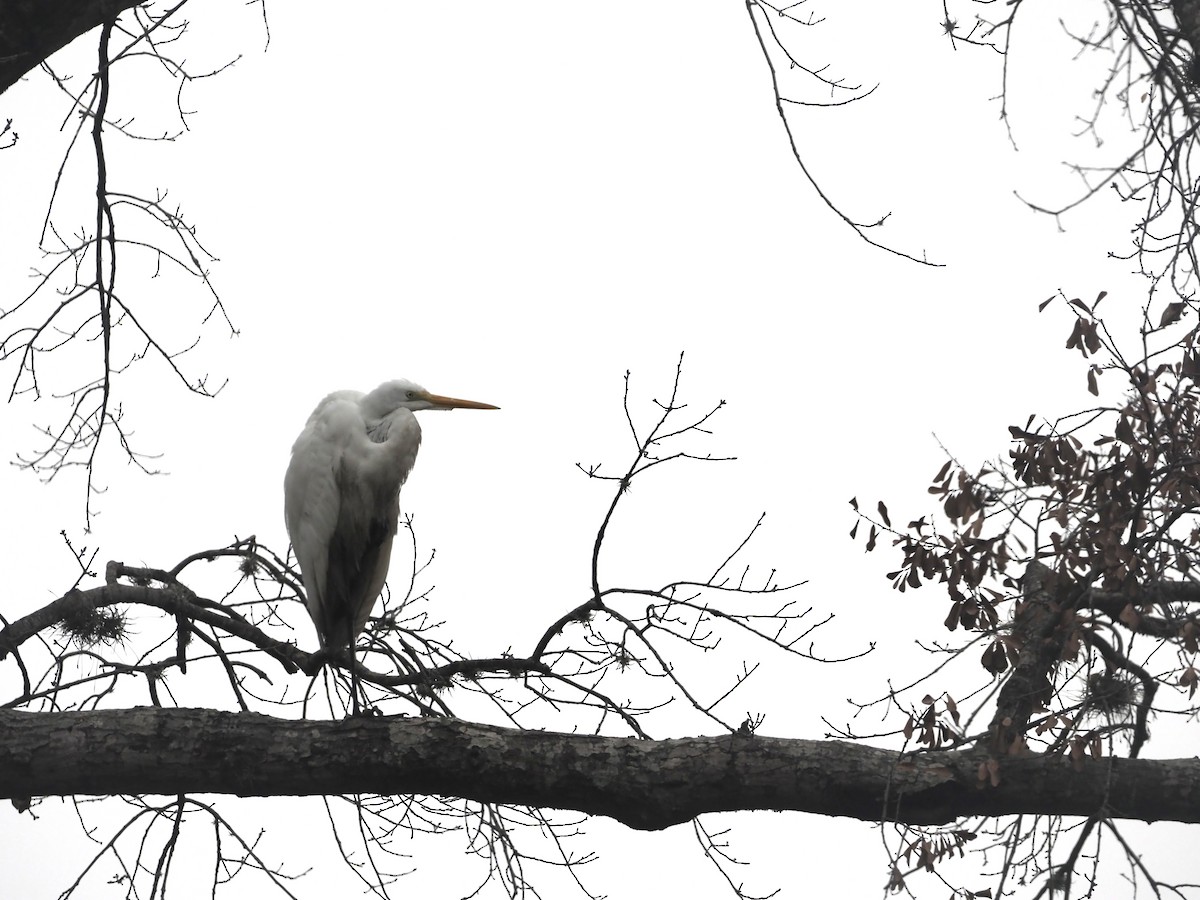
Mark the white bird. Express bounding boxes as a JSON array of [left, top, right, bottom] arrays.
[[284, 380, 498, 692]]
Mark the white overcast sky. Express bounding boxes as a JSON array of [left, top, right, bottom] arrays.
[[0, 2, 1190, 898]]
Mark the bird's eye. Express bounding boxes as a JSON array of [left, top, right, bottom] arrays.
[[406, 391, 416, 400]]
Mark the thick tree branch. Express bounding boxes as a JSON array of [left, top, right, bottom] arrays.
[[1085, 580, 1200, 638], [1174, 0, 1200, 66], [984, 562, 1065, 754], [0, 0, 144, 95], [2, 708, 1198, 830]]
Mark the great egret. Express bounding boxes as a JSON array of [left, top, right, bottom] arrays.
[[284, 379, 498, 709]]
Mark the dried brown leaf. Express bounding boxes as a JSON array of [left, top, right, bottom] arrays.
[[1160, 302, 1185, 328]]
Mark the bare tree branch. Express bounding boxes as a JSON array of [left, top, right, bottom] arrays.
[[4, 708, 1200, 829], [0, 0, 145, 95]]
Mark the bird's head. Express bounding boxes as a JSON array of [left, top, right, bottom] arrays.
[[361, 380, 499, 420]]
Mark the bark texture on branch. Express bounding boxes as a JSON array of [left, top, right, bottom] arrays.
[[1176, 0, 1200, 68], [3, 708, 1198, 830], [0, 0, 143, 95], [985, 562, 1064, 754]]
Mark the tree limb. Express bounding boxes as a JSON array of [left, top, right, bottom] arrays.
[[3, 708, 1197, 829], [0, 0, 145, 95], [1174, 0, 1200, 66]]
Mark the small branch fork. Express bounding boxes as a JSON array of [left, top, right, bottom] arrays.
[[743, 0, 942, 267]]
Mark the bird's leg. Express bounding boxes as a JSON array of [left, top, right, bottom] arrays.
[[349, 644, 362, 716], [345, 646, 383, 717]]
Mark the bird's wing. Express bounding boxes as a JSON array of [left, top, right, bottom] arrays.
[[324, 410, 422, 645], [325, 469, 400, 647], [284, 398, 360, 646]]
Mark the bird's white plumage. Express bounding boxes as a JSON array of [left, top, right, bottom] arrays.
[[284, 380, 497, 654]]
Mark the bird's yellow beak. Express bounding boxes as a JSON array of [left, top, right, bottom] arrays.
[[422, 391, 500, 411]]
